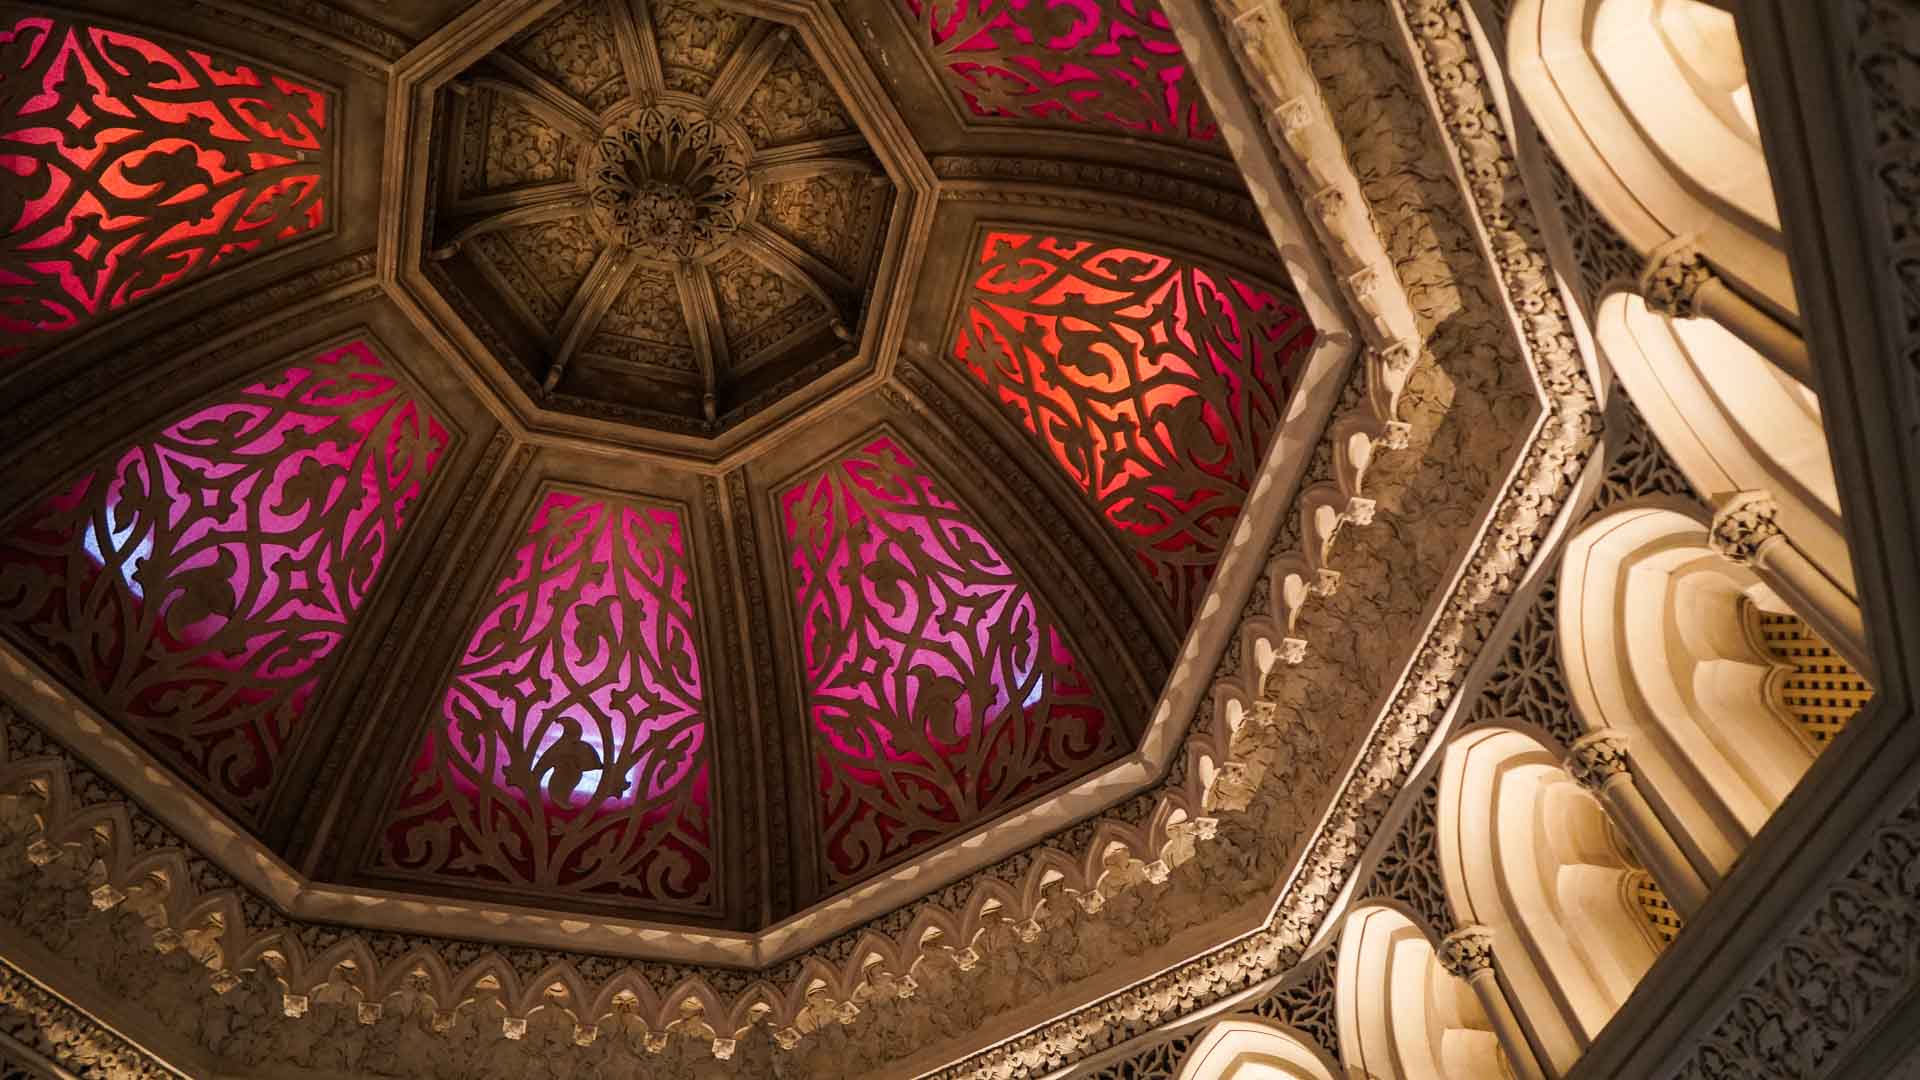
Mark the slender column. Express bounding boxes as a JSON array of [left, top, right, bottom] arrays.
[[1439, 926, 1549, 1080], [1710, 490, 1877, 683], [1641, 240, 1814, 388], [1564, 732, 1713, 918]]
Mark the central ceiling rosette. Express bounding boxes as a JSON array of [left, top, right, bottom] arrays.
[[424, 0, 897, 434]]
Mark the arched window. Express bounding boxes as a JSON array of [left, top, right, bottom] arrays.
[[1507, 0, 1792, 315], [1593, 293, 1847, 587], [1558, 504, 1867, 876], [1436, 728, 1657, 1072], [1336, 905, 1506, 1079], [1174, 1018, 1342, 1080]]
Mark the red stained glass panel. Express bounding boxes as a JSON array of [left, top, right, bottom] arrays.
[[783, 435, 1124, 884], [953, 230, 1315, 622], [901, 0, 1215, 141], [379, 492, 715, 906], [0, 341, 449, 815], [0, 15, 331, 358]]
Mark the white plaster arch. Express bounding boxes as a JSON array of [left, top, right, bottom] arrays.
[[1593, 291, 1850, 592], [1336, 904, 1506, 1079], [1436, 728, 1657, 1073], [1174, 1017, 1343, 1080], [1557, 503, 1815, 877], [1507, 0, 1796, 316]]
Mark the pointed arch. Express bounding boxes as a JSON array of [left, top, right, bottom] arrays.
[[1436, 727, 1658, 1072], [1174, 1017, 1341, 1080], [1506, 0, 1792, 315], [1335, 904, 1506, 1079]]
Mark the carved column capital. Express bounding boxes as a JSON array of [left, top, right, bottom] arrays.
[[1439, 924, 1498, 979], [1639, 239, 1716, 319], [1709, 489, 1784, 565], [1565, 731, 1633, 791]]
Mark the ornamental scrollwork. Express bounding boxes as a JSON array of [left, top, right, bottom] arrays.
[[952, 230, 1316, 622], [0, 341, 448, 818], [899, 0, 1219, 142], [780, 435, 1126, 885], [0, 13, 332, 358], [378, 490, 717, 906]]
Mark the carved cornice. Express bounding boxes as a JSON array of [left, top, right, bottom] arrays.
[[0, 960, 181, 1079]]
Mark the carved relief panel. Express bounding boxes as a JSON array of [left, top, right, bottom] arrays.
[[0, 339, 450, 821], [0, 11, 335, 361]]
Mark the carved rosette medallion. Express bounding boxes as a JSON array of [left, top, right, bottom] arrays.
[[582, 103, 753, 261]]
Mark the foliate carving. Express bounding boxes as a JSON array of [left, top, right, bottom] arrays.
[[780, 435, 1126, 884], [1639, 240, 1715, 320], [0, 960, 177, 1079], [1855, 0, 1920, 390], [900, 0, 1219, 143], [510, 0, 631, 113], [952, 230, 1316, 622], [1438, 925, 1497, 979], [1249, 945, 1341, 1063], [1675, 789, 1920, 1079], [1463, 578, 1584, 750], [0, 14, 333, 358], [738, 37, 855, 145], [583, 104, 751, 259], [1540, 149, 1641, 310], [1708, 489, 1783, 565], [378, 491, 717, 905], [1565, 731, 1632, 791], [1361, 781, 1455, 937], [0, 341, 449, 819], [1597, 393, 1700, 509]]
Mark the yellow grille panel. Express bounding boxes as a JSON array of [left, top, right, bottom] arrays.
[[1631, 872, 1682, 949], [1756, 611, 1873, 748]]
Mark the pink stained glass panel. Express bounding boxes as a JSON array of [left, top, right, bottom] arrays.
[[379, 492, 715, 905], [783, 435, 1124, 884], [901, 0, 1216, 141], [0, 341, 449, 814], [0, 15, 331, 359], [954, 230, 1316, 622]]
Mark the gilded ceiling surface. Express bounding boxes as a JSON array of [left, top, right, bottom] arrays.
[[0, 0, 1492, 1071]]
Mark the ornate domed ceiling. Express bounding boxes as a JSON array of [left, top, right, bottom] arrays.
[[427, 0, 896, 432], [0, 0, 1330, 979]]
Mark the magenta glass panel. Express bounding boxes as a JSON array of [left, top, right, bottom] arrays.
[[901, 0, 1215, 141], [0, 341, 448, 814], [380, 492, 714, 905], [783, 435, 1123, 884], [0, 15, 331, 358], [954, 230, 1316, 622]]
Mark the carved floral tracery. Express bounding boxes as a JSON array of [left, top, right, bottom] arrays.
[[0, 12, 332, 358], [780, 434, 1125, 884], [377, 489, 717, 907], [900, 0, 1218, 142], [0, 341, 448, 817], [953, 230, 1314, 621]]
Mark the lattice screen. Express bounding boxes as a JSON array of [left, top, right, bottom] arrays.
[[1629, 870, 1683, 950], [1754, 610, 1873, 748]]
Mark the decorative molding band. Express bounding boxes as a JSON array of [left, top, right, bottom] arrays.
[[0, 959, 182, 1080]]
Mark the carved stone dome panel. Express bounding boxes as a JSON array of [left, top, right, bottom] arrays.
[[427, 0, 897, 436]]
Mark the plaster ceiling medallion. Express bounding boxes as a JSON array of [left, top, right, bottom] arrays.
[[582, 102, 752, 259], [426, 0, 898, 434]]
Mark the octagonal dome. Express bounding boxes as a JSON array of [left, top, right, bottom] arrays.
[[425, 0, 898, 435], [0, 0, 1337, 958]]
